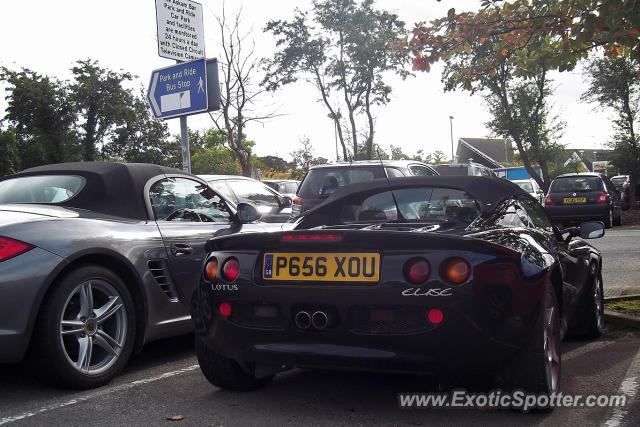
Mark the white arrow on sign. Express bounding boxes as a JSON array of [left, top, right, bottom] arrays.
[[149, 73, 160, 116]]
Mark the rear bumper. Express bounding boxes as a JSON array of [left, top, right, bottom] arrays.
[[0, 248, 66, 362], [545, 204, 609, 222], [193, 275, 545, 376]]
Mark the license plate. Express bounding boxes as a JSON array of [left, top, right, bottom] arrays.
[[263, 253, 380, 282], [563, 197, 586, 204]]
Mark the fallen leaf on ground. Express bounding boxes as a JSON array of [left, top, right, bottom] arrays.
[[166, 415, 184, 421]]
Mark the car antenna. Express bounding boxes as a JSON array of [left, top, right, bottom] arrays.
[[377, 149, 406, 223]]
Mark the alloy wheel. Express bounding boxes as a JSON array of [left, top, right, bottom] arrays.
[[59, 279, 128, 376], [543, 291, 561, 394]]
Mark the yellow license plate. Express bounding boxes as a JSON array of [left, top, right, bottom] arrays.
[[263, 253, 380, 282], [564, 197, 587, 204]]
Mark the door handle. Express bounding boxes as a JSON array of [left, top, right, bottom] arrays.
[[171, 243, 194, 256]]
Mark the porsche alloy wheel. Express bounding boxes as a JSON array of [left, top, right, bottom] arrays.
[[59, 279, 128, 376], [31, 265, 136, 389]]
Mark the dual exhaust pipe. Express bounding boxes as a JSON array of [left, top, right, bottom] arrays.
[[294, 310, 329, 330]]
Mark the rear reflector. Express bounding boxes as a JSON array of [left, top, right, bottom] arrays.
[[281, 233, 343, 241], [218, 302, 232, 317], [544, 194, 553, 205], [427, 308, 444, 324], [0, 237, 34, 262]]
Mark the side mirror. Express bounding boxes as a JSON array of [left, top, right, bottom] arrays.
[[236, 202, 261, 223], [579, 221, 605, 239], [279, 196, 293, 207]]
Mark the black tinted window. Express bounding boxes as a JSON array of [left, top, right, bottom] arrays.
[[550, 177, 603, 192], [298, 166, 385, 198]]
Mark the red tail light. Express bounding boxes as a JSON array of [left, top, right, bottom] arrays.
[[442, 258, 471, 284], [427, 308, 444, 324], [403, 257, 431, 285], [221, 258, 240, 281], [218, 302, 232, 317], [544, 194, 553, 205], [597, 191, 608, 203], [293, 196, 302, 206], [281, 233, 343, 241], [0, 237, 34, 262]]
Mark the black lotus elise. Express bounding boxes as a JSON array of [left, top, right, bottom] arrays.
[[192, 176, 605, 394]]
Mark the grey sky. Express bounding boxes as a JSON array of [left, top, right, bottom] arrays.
[[0, 0, 612, 162]]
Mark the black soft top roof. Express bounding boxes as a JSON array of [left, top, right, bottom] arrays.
[[317, 175, 527, 213], [2, 162, 194, 220]]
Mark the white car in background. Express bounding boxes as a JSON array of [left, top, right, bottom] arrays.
[[512, 178, 545, 204]]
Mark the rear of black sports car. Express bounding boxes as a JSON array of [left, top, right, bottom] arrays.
[[192, 228, 552, 387]]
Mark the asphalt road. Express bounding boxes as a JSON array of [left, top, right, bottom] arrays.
[[1, 329, 640, 427], [589, 228, 640, 296]]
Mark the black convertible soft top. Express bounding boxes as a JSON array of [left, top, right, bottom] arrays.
[[2, 162, 194, 220], [315, 176, 528, 214]]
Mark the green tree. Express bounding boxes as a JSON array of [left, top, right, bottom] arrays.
[[256, 155, 293, 172], [70, 60, 135, 161], [582, 56, 640, 207], [264, 0, 410, 160], [1, 67, 77, 168], [0, 128, 20, 176], [290, 137, 329, 170], [410, 0, 640, 75], [103, 91, 181, 167]]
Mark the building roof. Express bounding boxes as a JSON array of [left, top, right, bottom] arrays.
[[458, 138, 512, 166]]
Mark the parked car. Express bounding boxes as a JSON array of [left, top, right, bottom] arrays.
[[292, 160, 438, 217], [611, 175, 629, 192], [544, 172, 622, 228], [192, 176, 605, 397], [433, 162, 498, 178], [512, 178, 545, 204], [262, 179, 300, 199], [200, 175, 293, 223], [621, 176, 640, 210], [0, 162, 280, 389]]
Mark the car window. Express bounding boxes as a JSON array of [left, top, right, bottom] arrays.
[[207, 180, 237, 203], [409, 165, 436, 176], [149, 177, 231, 222], [385, 167, 405, 178], [550, 176, 604, 192], [482, 200, 532, 228], [230, 179, 279, 206], [336, 187, 479, 224], [298, 166, 386, 198], [520, 198, 554, 233], [611, 176, 627, 186], [285, 182, 298, 194], [516, 182, 534, 193], [0, 175, 85, 204]]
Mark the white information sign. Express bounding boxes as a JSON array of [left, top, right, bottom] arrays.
[[155, 0, 205, 61]]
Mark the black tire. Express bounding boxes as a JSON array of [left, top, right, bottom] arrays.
[[195, 334, 273, 391], [29, 265, 136, 389], [571, 270, 604, 339], [604, 208, 613, 228], [613, 209, 622, 226], [495, 284, 561, 396]]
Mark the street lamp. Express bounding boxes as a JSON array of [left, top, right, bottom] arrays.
[[449, 115, 454, 163]]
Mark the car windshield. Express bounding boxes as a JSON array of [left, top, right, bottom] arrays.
[[550, 176, 603, 192], [0, 175, 85, 204], [434, 165, 469, 176], [335, 186, 480, 225], [611, 176, 627, 186], [515, 182, 534, 193], [298, 166, 386, 198]]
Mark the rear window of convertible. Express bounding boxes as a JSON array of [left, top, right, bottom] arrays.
[[336, 187, 480, 224], [0, 175, 85, 204]]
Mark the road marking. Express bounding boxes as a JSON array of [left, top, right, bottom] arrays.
[[604, 344, 640, 427], [0, 364, 199, 425]]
